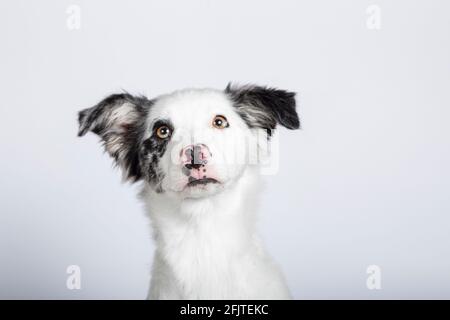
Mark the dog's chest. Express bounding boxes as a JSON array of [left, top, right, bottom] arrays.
[[160, 217, 256, 299]]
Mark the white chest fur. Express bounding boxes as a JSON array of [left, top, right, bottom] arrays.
[[143, 168, 290, 299]]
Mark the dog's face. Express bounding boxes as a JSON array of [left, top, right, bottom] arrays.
[[78, 84, 299, 199]]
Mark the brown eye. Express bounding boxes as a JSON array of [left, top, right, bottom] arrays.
[[212, 115, 229, 129], [156, 125, 171, 139]]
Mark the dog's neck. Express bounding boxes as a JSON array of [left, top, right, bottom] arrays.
[[142, 166, 263, 254]]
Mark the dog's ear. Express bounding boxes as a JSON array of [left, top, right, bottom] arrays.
[[78, 93, 151, 182], [225, 83, 300, 133]]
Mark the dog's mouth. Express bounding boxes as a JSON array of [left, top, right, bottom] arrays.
[[187, 177, 219, 187]]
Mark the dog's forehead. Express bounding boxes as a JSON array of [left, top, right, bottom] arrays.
[[149, 89, 234, 124]]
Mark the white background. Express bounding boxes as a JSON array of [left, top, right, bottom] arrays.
[[1, 0, 449, 299]]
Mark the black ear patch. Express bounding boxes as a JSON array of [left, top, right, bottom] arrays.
[[225, 83, 300, 132], [78, 93, 152, 182]]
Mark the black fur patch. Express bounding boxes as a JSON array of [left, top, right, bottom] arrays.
[[78, 93, 153, 183], [139, 119, 174, 189], [225, 83, 300, 134]]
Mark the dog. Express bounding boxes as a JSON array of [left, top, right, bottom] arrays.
[[78, 84, 300, 299]]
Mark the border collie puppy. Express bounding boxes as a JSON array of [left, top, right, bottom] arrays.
[[78, 84, 300, 299]]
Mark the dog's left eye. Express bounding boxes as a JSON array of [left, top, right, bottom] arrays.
[[212, 115, 229, 129]]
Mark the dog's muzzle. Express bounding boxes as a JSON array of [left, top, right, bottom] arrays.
[[180, 144, 218, 186]]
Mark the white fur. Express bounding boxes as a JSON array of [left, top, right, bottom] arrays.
[[136, 89, 291, 299], [141, 167, 291, 299]]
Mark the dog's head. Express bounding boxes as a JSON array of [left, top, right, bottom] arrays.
[[78, 84, 299, 199]]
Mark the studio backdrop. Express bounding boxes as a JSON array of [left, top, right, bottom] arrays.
[[1, 0, 449, 299]]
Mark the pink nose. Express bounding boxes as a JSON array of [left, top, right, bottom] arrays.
[[180, 144, 211, 170]]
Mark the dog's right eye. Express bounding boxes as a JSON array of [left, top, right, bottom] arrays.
[[156, 125, 171, 139]]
